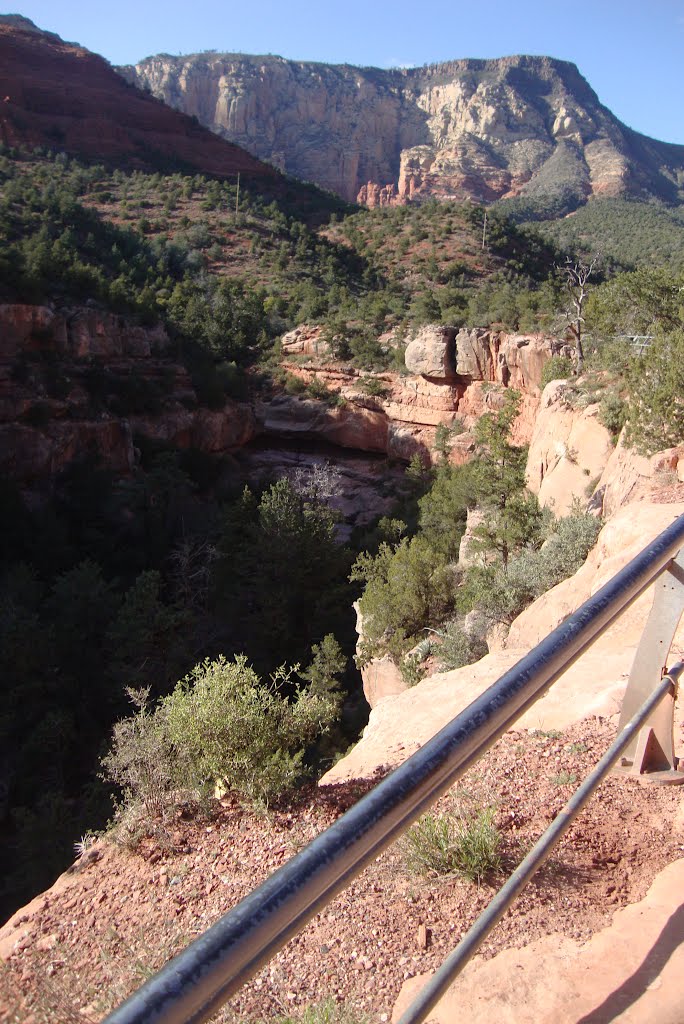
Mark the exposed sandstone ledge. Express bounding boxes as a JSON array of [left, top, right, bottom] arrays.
[[0, 303, 171, 361], [405, 325, 570, 393], [597, 432, 684, 518], [526, 379, 615, 515]]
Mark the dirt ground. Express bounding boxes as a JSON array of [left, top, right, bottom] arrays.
[[1, 713, 683, 1024]]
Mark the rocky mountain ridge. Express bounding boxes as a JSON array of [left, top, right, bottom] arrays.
[[123, 52, 684, 211]]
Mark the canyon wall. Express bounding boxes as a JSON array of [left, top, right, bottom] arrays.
[[124, 54, 684, 207], [1, 308, 559, 496]]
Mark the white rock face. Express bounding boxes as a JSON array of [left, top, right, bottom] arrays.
[[126, 54, 684, 208], [526, 380, 615, 514]]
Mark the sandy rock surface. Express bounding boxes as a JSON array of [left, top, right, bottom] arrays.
[[526, 380, 614, 514], [324, 501, 684, 787]]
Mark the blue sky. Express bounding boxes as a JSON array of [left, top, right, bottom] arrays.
[[7, 0, 684, 144]]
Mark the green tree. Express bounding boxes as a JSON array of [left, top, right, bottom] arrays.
[[215, 480, 351, 673], [467, 391, 542, 567], [350, 535, 454, 662], [626, 329, 684, 453]]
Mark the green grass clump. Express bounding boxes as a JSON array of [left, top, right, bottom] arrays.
[[261, 998, 369, 1024], [403, 807, 501, 883]]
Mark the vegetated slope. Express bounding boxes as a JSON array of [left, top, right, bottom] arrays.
[[2, 716, 683, 1023], [0, 15, 348, 224], [528, 197, 684, 270], [124, 51, 684, 212]]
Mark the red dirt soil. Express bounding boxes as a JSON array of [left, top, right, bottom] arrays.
[[2, 714, 683, 1023]]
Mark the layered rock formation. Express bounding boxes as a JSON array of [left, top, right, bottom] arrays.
[[124, 52, 684, 208], [525, 379, 614, 514], [0, 303, 257, 488], [277, 326, 564, 464]]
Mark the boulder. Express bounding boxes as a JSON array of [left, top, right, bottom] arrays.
[[404, 326, 458, 381]]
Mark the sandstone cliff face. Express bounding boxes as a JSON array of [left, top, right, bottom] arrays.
[[322, 500, 684, 785], [124, 53, 684, 207], [0, 303, 257, 487], [1, 306, 556, 494], [525, 379, 614, 515]]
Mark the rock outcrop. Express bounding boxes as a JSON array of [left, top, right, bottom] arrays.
[[124, 53, 684, 208], [0, 302, 258, 488], [526, 379, 615, 514], [405, 327, 569, 392]]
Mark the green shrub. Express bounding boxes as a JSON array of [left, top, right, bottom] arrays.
[[357, 376, 389, 398], [598, 392, 627, 439], [350, 536, 455, 663], [163, 656, 337, 803], [100, 688, 176, 819], [459, 508, 601, 628], [436, 621, 488, 671], [403, 807, 501, 882], [265, 997, 369, 1024], [102, 656, 339, 811], [540, 355, 574, 390], [626, 330, 684, 454]]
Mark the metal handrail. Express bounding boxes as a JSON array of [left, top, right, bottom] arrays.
[[104, 514, 684, 1024]]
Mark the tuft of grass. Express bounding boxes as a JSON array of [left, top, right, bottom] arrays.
[[550, 771, 578, 786], [531, 728, 563, 741], [403, 807, 501, 883], [260, 997, 370, 1024], [566, 741, 589, 755]]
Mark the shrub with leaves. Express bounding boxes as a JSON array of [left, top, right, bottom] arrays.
[[626, 330, 684, 454], [100, 687, 176, 818], [163, 655, 338, 803], [436, 620, 488, 672], [540, 355, 574, 390], [458, 507, 601, 629], [102, 656, 339, 813]]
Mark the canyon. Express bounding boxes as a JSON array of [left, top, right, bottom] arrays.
[[2, 16, 684, 1023], [124, 52, 684, 210], [1, 303, 571, 528]]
